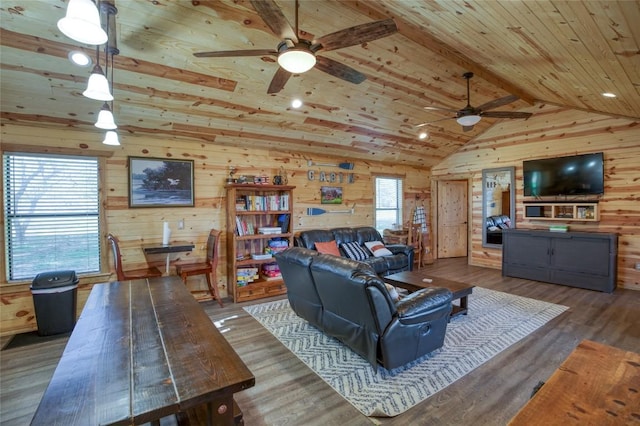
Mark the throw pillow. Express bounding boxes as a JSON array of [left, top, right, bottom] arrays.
[[364, 241, 393, 257], [340, 241, 369, 261], [314, 240, 341, 256]]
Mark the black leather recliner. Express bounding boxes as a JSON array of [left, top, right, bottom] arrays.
[[296, 226, 414, 276], [275, 247, 453, 371]]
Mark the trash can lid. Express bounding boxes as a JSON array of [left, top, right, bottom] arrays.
[[31, 270, 79, 290]]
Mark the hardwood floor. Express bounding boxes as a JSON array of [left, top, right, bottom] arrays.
[[1, 258, 639, 426]]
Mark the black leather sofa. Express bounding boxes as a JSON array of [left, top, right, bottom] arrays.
[[486, 214, 512, 244], [296, 226, 414, 276], [275, 247, 453, 370]]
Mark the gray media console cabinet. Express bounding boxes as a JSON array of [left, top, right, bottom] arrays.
[[502, 229, 617, 293]]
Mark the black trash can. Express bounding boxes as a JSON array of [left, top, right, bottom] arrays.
[[31, 270, 79, 336]]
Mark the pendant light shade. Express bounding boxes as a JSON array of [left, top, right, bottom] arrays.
[[102, 130, 120, 146], [95, 103, 117, 129], [83, 65, 113, 101], [57, 0, 108, 45]]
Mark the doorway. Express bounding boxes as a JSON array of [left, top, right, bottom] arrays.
[[436, 180, 469, 258]]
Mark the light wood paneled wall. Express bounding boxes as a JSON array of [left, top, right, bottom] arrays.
[[0, 123, 431, 336], [432, 104, 640, 290]]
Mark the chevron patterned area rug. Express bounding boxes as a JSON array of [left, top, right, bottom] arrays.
[[243, 287, 568, 417]]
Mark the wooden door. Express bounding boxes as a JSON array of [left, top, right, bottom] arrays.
[[437, 180, 468, 258]]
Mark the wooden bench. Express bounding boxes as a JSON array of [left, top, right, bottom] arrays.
[[31, 276, 255, 425]]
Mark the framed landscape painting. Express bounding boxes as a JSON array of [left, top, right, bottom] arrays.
[[128, 157, 194, 207]]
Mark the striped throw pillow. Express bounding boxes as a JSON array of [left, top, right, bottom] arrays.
[[340, 241, 369, 261]]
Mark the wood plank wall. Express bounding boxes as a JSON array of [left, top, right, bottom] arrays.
[[432, 104, 640, 290], [0, 123, 431, 336]]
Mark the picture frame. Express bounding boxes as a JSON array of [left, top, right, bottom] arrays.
[[321, 186, 343, 204], [128, 157, 194, 208]]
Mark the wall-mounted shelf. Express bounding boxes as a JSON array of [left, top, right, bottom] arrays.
[[523, 202, 599, 222]]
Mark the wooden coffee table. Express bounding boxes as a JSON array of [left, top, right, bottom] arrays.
[[384, 270, 474, 318]]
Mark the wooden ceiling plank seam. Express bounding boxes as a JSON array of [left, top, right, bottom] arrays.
[[585, 1, 640, 113], [553, 1, 638, 112], [508, 1, 621, 115]]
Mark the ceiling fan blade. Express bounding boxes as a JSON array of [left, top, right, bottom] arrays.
[[476, 95, 519, 112], [267, 67, 292, 94], [415, 117, 454, 128], [481, 111, 533, 119], [424, 105, 460, 114], [314, 56, 366, 84], [313, 18, 397, 52], [193, 49, 277, 58], [250, 0, 297, 42]]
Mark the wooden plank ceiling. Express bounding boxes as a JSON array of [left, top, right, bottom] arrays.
[[1, 1, 638, 168]]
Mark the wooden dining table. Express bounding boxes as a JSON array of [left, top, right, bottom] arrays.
[[30, 276, 255, 425]]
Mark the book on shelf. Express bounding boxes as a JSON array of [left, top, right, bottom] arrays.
[[260, 273, 282, 281]]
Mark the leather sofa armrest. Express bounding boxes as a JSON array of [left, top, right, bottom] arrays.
[[395, 287, 452, 324]]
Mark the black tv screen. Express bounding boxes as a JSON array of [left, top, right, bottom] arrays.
[[523, 152, 604, 197]]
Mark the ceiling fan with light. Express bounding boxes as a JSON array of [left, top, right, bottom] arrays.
[[193, 0, 397, 94], [416, 72, 533, 131]]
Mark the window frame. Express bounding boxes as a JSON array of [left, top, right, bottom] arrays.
[[374, 175, 404, 234], [2, 150, 107, 283]]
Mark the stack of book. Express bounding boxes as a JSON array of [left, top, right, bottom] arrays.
[[261, 263, 282, 281], [237, 267, 259, 286]]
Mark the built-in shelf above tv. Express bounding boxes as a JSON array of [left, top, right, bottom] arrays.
[[523, 202, 600, 222]]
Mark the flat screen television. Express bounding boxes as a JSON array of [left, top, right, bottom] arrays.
[[523, 152, 604, 197]]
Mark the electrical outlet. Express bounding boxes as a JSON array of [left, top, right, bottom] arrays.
[[178, 219, 184, 230]]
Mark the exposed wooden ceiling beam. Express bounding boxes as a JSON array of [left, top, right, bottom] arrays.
[[343, 1, 537, 105]]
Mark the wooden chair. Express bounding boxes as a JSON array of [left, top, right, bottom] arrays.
[[107, 234, 163, 281], [407, 222, 423, 269], [175, 229, 223, 307]]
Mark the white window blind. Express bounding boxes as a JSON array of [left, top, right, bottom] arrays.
[[3, 153, 100, 281], [374, 177, 403, 234]]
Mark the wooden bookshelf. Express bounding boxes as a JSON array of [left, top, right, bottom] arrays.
[[225, 184, 295, 303]]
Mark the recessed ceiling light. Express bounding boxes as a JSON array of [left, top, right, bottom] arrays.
[[291, 99, 303, 108], [418, 132, 428, 140], [68, 50, 92, 67], [602, 92, 616, 98]]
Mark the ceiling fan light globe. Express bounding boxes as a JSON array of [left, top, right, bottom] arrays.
[[95, 103, 117, 129], [278, 49, 316, 74], [102, 130, 120, 146], [57, 0, 108, 45], [83, 65, 113, 101], [456, 114, 481, 126]]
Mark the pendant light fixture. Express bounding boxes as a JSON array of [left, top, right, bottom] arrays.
[[95, 102, 117, 129], [83, 46, 113, 101], [102, 130, 120, 146], [57, 0, 108, 45], [99, 1, 120, 145]]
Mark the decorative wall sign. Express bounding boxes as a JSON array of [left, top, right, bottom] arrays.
[[128, 157, 194, 207], [321, 186, 343, 204]]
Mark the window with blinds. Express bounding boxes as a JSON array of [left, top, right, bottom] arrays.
[[374, 177, 403, 234], [3, 153, 100, 281]]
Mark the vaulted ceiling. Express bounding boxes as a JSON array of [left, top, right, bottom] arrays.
[[1, 1, 639, 168]]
